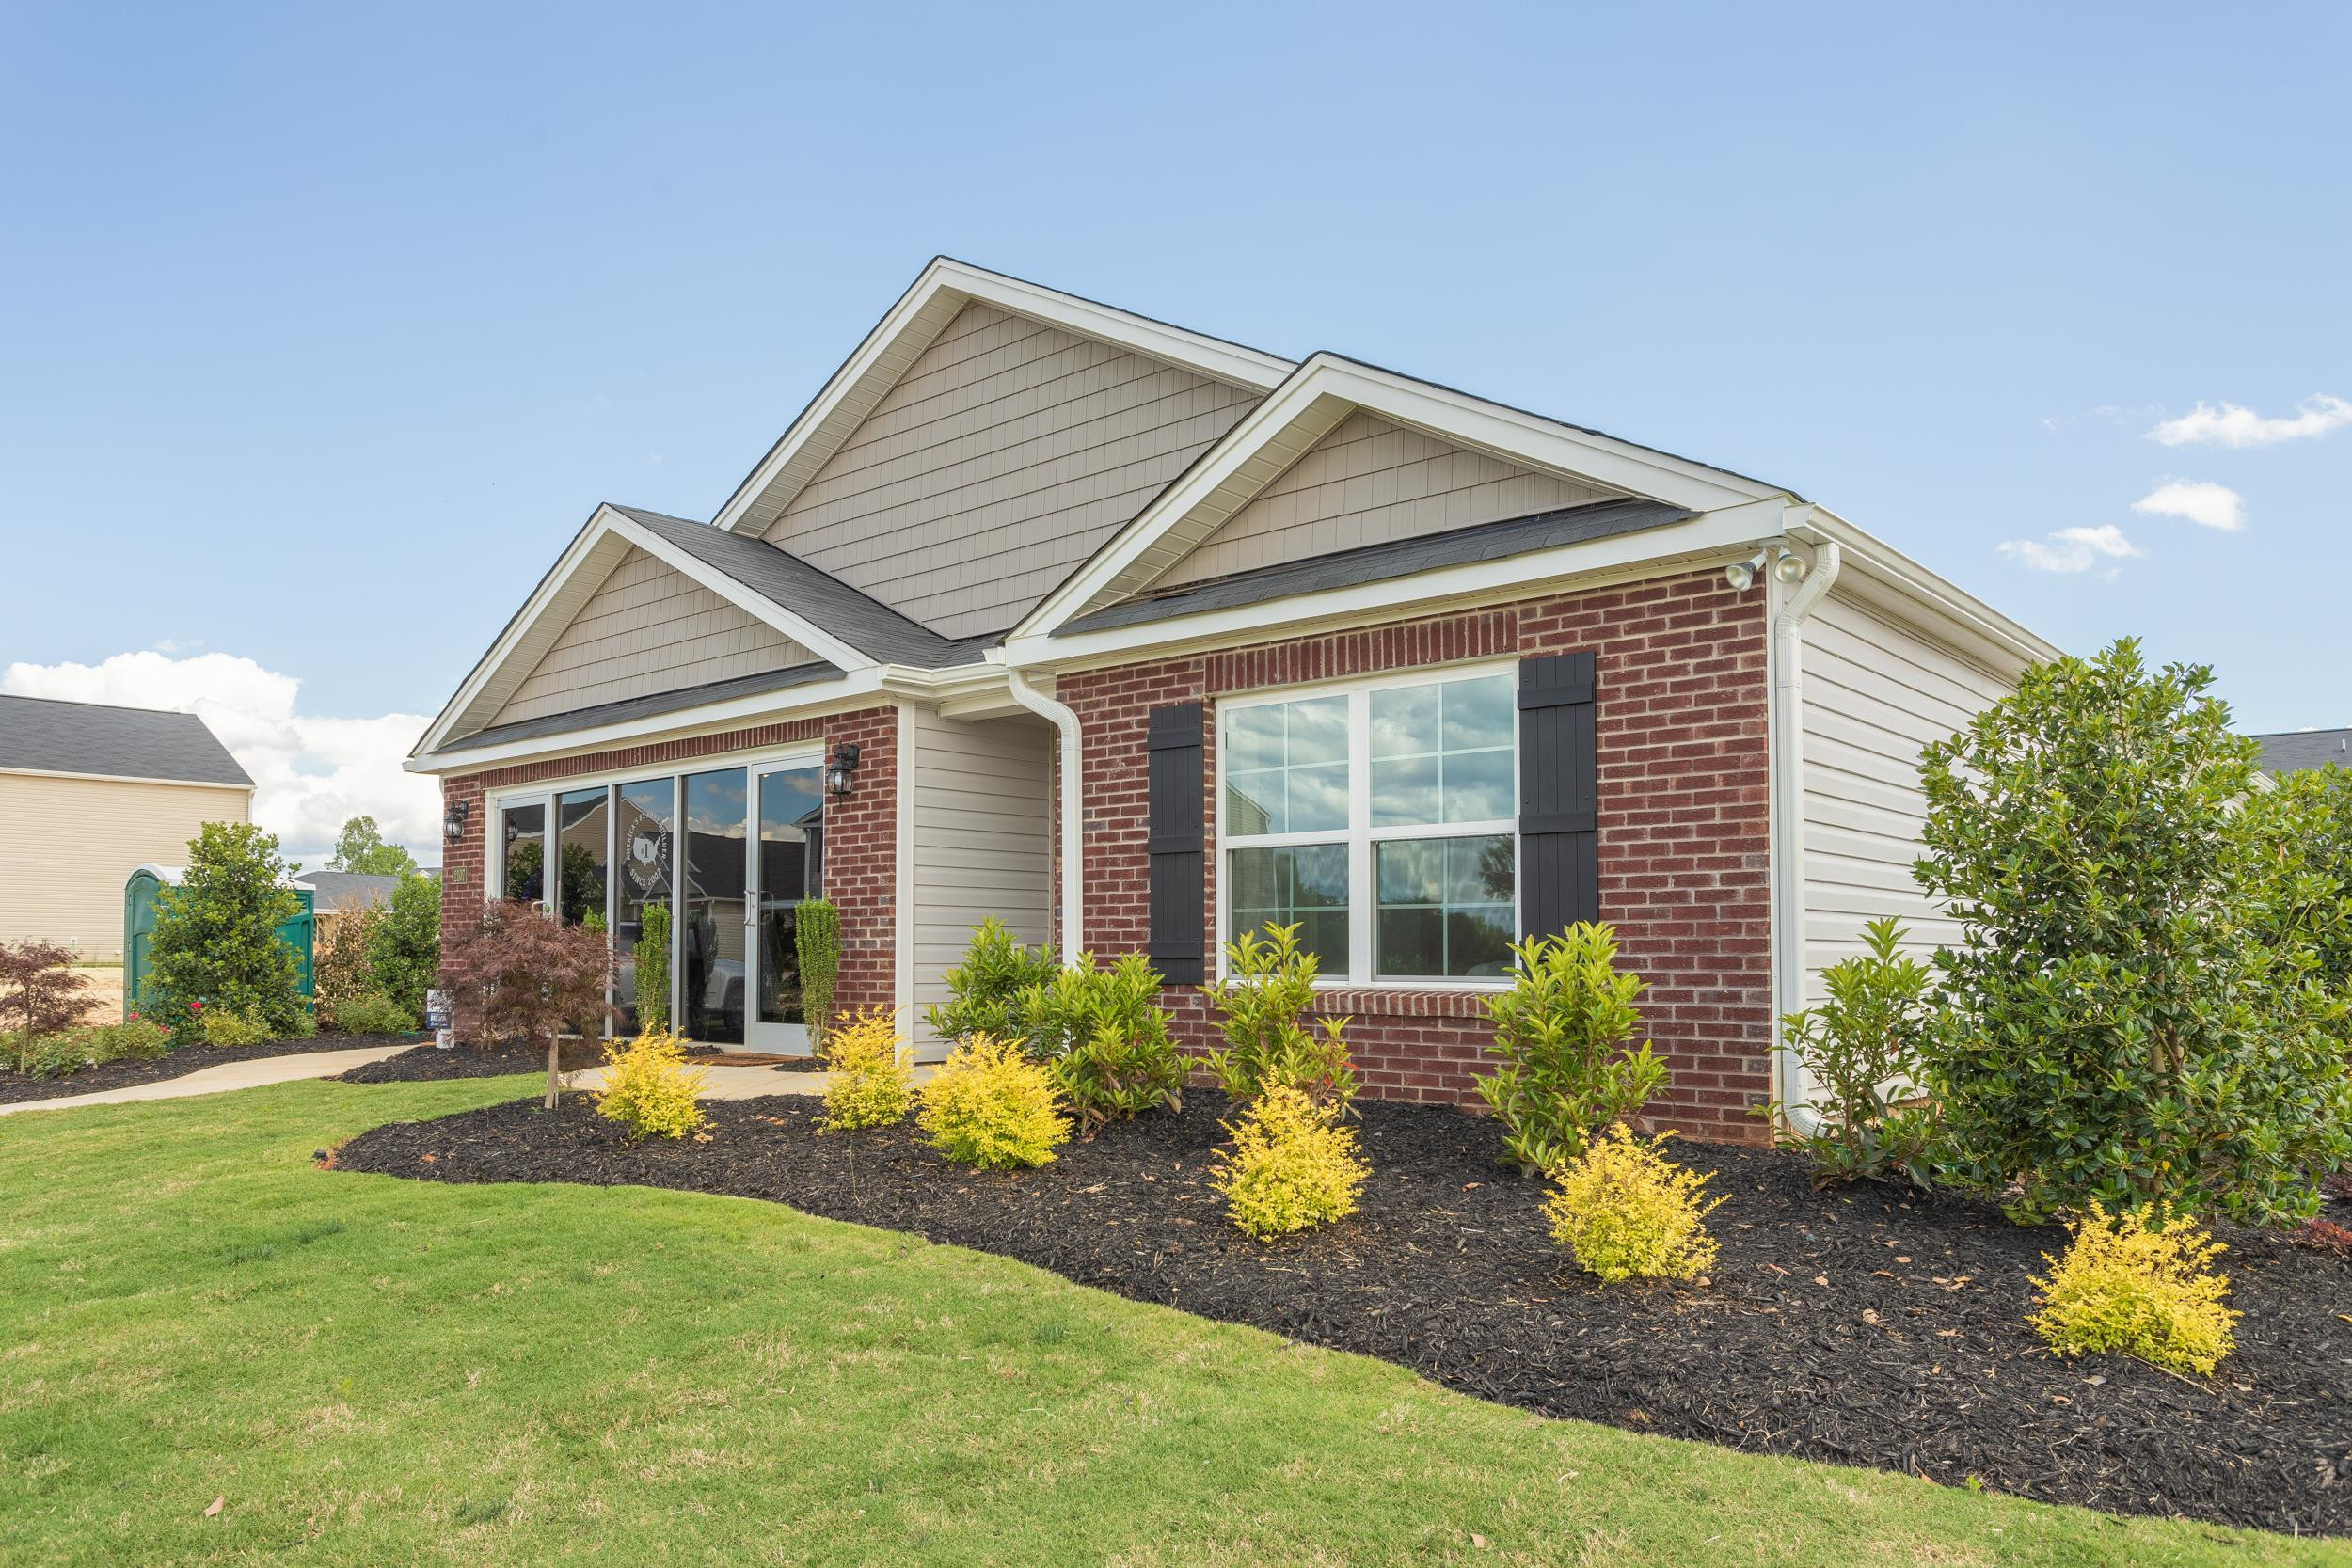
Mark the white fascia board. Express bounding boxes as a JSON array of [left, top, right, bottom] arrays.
[[406, 668, 895, 777], [1013, 356, 1789, 641], [602, 510, 877, 673], [712, 259, 1294, 536], [1003, 500, 1794, 673], [0, 766, 254, 793], [1793, 507, 2064, 674]]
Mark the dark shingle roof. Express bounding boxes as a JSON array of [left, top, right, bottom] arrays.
[[611, 506, 977, 667], [0, 695, 251, 786], [2253, 728, 2352, 776], [294, 871, 406, 911], [1059, 497, 1695, 635], [440, 660, 844, 754]]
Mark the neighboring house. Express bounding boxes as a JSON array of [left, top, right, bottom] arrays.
[[0, 694, 254, 958], [2253, 728, 2352, 777], [409, 258, 2058, 1139], [294, 871, 409, 912]]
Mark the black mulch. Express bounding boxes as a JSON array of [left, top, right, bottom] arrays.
[[333, 1089, 2352, 1536], [339, 1042, 823, 1085], [0, 1034, 423, 1106]]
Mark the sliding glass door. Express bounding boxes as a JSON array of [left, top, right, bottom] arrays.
[[680, 768, 749, 1046], [748, 762, 824, 1052]]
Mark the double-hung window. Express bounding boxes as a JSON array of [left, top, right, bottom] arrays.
[[1220, 667, 1518, 984]]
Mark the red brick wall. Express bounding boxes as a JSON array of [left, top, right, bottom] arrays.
[[436, 705, 898, 1017], [1054, 570, 1772, 1142]]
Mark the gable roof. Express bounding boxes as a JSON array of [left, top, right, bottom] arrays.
[[0, 694, 252, 786], [2252, 727, 2352, 775], [1060, 497, 1694, 635], [710, 258, 1295, 538]]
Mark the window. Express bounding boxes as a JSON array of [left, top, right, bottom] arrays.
[[1220, 669, 1518, 984]]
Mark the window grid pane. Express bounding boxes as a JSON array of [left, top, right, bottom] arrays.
[[1224, 695, 1350, 837], [1228, 843, 1349, 974], [1370, 674, 1514, 830], [1374, 834, 1515, 979]]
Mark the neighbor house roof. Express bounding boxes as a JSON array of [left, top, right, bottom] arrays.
[[2252, 728, 2352, 775], [0, 695, 251, 786], [294, 871, 406, 911]]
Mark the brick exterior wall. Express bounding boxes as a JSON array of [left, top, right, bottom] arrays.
[[1054, 569, 1773, 1143], [436, 705, 898, 1019]]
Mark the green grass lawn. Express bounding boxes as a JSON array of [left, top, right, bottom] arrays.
[[0, 1078, 2341, 1567]]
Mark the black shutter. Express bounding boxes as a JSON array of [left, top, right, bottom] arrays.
[[1518, 652, 1598, 938], [1145, 702, 1207, 984]]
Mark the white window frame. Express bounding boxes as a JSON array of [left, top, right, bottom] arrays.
[[1215, 661, 1518, 990]]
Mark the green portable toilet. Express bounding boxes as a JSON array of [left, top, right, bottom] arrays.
[[122, 865, 315, 1021]]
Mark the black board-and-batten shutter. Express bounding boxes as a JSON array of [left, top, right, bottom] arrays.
[[1145, 702, 1207, 984], [1518, 652, 1599, 939]]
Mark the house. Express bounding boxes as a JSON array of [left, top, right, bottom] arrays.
[[0, 694, 255, 958], [295, 870, 413, 912], [408, 259, 2058, 1140], [2252, 728, 2352, 777]]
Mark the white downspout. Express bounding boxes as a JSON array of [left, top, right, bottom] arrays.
[[1770, 537, 1840, 1137], [1001, 663, 1085, 963]]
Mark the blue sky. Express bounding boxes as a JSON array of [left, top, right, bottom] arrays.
[[2, 2, 2345, 858]]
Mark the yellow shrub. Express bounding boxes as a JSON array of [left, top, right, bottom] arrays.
[[1213, 1085, 1369, 1241], [915, 1033, 1070, 1168], [595, 1028, 707, 1142], [1545, 1125, 1723, 1283], [197, 1008, 272, 1047], [2028, 1201, 2238, 1376], [818, 1007, 914, 1132]]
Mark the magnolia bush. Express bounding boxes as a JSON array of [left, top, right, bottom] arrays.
[[1474, 924, 1665, 1174], [1774, 917, 1936, 1189]]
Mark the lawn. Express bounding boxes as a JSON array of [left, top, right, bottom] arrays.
[[0, 1078, 2340, 1567]]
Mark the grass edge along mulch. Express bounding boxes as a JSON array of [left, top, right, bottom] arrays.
[[0, 1032, 423, 1105], [335, 1088, 2352, 1539], [0, 1076, 2338, 1568]]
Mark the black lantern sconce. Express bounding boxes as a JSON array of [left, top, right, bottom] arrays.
[[443, 799, 472, 842], [825, 742, 862, 797]]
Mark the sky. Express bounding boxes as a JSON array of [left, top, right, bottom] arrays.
[[3, 2, 2346, 864]]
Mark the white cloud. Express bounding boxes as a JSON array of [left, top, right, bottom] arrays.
[[2147, 394, 2352, 449], [2132, 479, 2246, 531], [0, 650, 438, 869], [1997, 524, 2147, 574]]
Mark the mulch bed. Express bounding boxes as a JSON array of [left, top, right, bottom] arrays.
[[0, 1034, 422, 1106], [333, 1089, 2352, 1536], [339, 1042, 823, 1085]]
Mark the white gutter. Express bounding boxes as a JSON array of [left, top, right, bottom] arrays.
[[996, 660, 1085, 963], [1769, 534, 1841, 1137]]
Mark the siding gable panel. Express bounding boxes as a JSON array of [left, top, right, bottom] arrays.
[[762, 302, 1263, 640], [1150, 408, 1619, 591], [492, 546, 812, 727]]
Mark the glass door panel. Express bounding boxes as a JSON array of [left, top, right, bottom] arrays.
[[556, 787, 609, 928], [749, 764, 824, 1052], [498, 800, 548, 906], [613, 779, 674, 1032], [680, 768, 748, 1046]]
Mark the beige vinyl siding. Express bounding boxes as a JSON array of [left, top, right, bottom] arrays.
[[493, 547, 813, 726], [762, 301, 1263, 640], [0, 771, 252, 958], [906, 705, 1053, 1049], [1150, 408, 1619, 589], [1799, 590, 2015, 1003]]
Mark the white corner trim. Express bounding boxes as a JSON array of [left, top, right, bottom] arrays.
[[712, 258, 1294, 537], [1013, 355, 1791, 640], [893, 703, 918, 1026]]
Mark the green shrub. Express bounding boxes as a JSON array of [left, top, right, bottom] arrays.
[[818, 1006, 915, 1131], [1213, 1085, 1368, 1240], [1200, 923, 1356, 1110], [925, 918, 1057, 1047], [2245, 764, 2352, 1047], [595, 1028, 708, 1142], [1545, 1125, 1724, 1284], [795, 897, 840, 1050], [368, 873, 442, 1019], [633, 901, 672, 1031], [23, 1016, 171, 1078], [2029, 1201, 2238, 1376], [1021, 953, 1187, 1132], [0, 939, 93, 1074], [196, 1006, 273, 1047], [1773, 917, 1936, 1188], [148, 822, 305, 1042], [916, 1033, 1071, 1168], [1473, 924, 1665, 1174], [1915, 638, 2352, 1226], [312, 908, 384, 1030], [335, 991, 418, 1036]]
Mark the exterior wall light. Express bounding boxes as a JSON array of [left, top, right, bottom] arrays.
[[1724, 550, 1771, 592], [443, 799, 471, 841], [826, 742, 862, 797]]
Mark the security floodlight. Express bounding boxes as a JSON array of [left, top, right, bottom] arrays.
[[1724, 550, 1770, 593]]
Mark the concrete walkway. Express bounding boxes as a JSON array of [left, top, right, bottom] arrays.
[[0, 1044, 411, 1117], [564, 1061, 940, 1101]]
